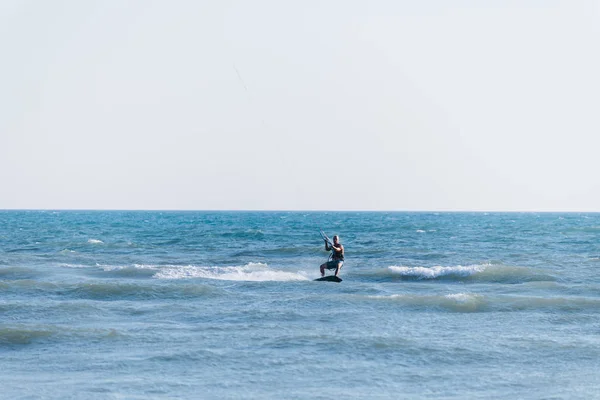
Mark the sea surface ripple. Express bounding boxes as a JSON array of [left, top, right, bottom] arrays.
[[1, 211, 600, 399]]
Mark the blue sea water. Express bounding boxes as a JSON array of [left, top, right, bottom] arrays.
[[1, 210, 600, 399]]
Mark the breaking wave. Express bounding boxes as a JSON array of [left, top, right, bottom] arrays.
[[95, 262, 309, 282], [385, 263, 556, 283], [152, 262, 308, 281], [389, 264, 485, 279]]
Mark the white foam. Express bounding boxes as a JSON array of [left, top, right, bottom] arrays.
[[416, 230, 426, 233], [368, 294, 406, 300], [388, 264, 487, 279], [445, 293, 482, 303], [88, 239, 104, 244], [60, 263, 133, 271], [97, 263, 142, 272], [157, 263, 309, 281], [60, 263, 88, 269], [100, 262, 309, 282]]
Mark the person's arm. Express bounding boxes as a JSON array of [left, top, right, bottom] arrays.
[[325, 241, 331, 251]]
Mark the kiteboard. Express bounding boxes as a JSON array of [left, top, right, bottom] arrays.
[[314, 275, 342, 283]]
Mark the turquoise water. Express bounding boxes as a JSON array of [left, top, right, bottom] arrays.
[[1, 211, 600, 399]]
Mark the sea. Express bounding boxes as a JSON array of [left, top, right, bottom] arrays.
[[1, 210, 599, 399]]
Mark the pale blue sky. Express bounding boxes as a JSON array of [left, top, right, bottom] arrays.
[[1, 0, 599, 211]]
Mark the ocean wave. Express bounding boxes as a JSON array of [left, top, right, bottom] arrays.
[[66, 281, 218, 300], [87, 239, 104, 244], [496, 295, 600, 312], [366, 292, 600, 313], [389, 265, 485, 279], [97, 264, 159, 278], [0, 266, 41, 280], [153, 262, 309, 282], [0, 325, 124, 346], [60, 263, 91, 269], [386, 263, 556, 283], [367, 292, 487, 312], [0, 326, 55, 345], [0, 278, 217, 300], [0, 299, 103, 317], [60, 249, 77, 254], [89, 262, 309, 282], [0, 280, 60, 295]]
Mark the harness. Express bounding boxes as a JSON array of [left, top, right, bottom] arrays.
[[329, 245, 344, 261]]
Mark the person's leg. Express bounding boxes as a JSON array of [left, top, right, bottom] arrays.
[[334, 261, 343, 276], [320, 263, 326, 277]]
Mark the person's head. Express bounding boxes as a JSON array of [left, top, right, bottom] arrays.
[[333, 235, 340, 244]]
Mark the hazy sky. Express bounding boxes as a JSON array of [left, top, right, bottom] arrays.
[[1, 0, 599, 211]]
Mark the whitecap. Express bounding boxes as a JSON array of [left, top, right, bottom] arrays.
[[105, 262, 309, 282], [388, 264, 486, 279], [156, 263, 309, 282], [88, 239, 104, 244], [60, 263, 88, 269], [445, 293, 482, 302]]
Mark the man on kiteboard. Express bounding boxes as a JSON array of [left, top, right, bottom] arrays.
[[320, 235, 344, 277]]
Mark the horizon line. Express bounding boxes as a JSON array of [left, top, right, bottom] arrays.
[[1, 208, 599, 213]]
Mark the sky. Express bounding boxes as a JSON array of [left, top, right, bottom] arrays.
[[1, 0, 599, 211]]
